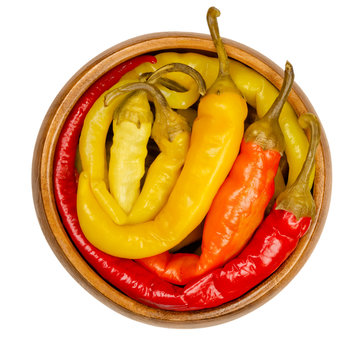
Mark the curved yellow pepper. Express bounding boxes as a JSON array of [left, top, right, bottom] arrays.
[[109, 90, 153, 214], [127, 131, 190, 224], [106, 82, 192, 225], [77, 12, 248, 258], [79, 63, 206, 226], [80, 81, 193, 226]]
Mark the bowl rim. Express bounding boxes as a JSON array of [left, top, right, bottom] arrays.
[[32, 32, 332, 328]]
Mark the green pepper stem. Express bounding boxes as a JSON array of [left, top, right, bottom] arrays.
[[206, 7, 238, 95], [155, 78, 188, 93], [207, 7, 229, 78], [146, 63, 206, 95], [105, 82, 171, 114], [244, 62, 294, 153], [139, 72, 188, 92], [263, 61, 294, 125], [275, 113, 320, 219]]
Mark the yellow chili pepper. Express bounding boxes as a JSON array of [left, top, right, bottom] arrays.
[[108, 63, 206, 224], [79, 63, 206, 225], [79, 76, 134, 225], [105, 82, 192, 225], [77, 7, 247, 258], [109, 90, 153, 214]]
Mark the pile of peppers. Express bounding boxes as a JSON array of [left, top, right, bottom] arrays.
[[53, 7, 319, 311]]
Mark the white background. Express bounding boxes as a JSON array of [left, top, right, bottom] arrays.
[[1, 0, 359, 359]]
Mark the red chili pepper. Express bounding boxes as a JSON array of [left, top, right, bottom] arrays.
[[53, 55, 188, 310], [182, 208, 311, 309], [137, 62, 294, 285], [183, 113, 319, 309]]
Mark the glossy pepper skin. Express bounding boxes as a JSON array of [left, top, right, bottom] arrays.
[[138, 59, 294, 285], [76, 8, 247, 259], [53, 54, 318, 311], [76, 86, 246, 258], [182, 208, 311, 309], [183, 113, 320, 309]]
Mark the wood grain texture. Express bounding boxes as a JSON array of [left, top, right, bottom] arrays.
[[32, 33, 332, 328]]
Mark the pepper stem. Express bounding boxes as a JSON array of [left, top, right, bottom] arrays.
[[207, 7, 229, 78], [139, 72, 188, 92], [244, 62, 294, 153], [206, 7, 238, 94], [262, 62, 294, 125], [146, 63, 206, 95], [276, 113, 320, 219], [105, 82, 165, 108]]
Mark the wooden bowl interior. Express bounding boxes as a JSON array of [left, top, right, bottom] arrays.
[[32, 33, 331, 328]]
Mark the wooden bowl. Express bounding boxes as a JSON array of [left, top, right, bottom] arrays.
[[32, 33, 332, 328]]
